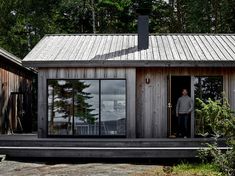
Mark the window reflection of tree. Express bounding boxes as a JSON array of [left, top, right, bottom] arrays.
[[194, 77, 223, 136], [73, 81, 98, 135], [195, 77, 223, 102], [48, 79, 126, 136], [48, 80, 97, 135]]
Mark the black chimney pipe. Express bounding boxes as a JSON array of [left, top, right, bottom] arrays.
[[138, 15, 149, 50], [137, 8, 150, 50]]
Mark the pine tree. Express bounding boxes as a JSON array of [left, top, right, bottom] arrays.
[[73, 81, 98, 124], [48, 80, 97, 134]]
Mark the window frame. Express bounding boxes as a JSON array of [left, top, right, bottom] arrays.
[[193, 75, 224, 137], [46, 78, 127, 138]]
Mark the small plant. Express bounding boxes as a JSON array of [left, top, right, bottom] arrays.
[[196, 96, 235, 176], [173, 162, 222, 176]]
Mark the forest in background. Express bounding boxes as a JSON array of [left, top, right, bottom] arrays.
[[0, 0, 235, 58]]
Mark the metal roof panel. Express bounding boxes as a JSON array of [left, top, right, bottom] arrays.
[[22, 34, 235, 67]]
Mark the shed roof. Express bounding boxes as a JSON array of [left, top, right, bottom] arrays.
[[0, 47, 36, 73], [0, 47, 23, 66], [22, 34, 235, 67]]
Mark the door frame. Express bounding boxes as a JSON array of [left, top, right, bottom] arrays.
[[167, 75, 195, 138]]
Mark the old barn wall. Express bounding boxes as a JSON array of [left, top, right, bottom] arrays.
[[38, 68, 136, 138], [0, 61, 34, 134], [136, 67, 235, 138]]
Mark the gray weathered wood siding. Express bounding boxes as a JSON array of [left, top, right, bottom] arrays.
[[136, 67, 235, 138], [38, 68, 136, 138], [136, 68, 167, 138], [0, 62, 34, 133], [38, 67, 235, 138]]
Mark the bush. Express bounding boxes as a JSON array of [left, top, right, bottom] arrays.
[[196, 96, 235, 176]]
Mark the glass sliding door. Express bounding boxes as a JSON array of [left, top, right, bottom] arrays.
[[48, 80, 73, 135], [101, 80, 126, 135], [73, 80, 99, 135], [47, 79, 126, 137], [194, 76, 223, 136]]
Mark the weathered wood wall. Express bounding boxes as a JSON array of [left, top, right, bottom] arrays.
[[38, 67, 235, 138], [136, 68, 167, 138], [136, 67, 235, 138], [38, 68, 136, 138], [0, 60, 34, 134]]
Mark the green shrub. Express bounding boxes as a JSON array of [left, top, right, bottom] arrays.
[[196, 96, 235, 176]]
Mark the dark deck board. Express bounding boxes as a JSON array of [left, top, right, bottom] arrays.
[[0, 134, 227, 158]]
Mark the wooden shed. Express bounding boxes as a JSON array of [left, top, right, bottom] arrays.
[[22, 33, 235, 139], [0, 47, 36, 134]]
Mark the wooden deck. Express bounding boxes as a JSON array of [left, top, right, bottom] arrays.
[[0, 134, 227, 158]]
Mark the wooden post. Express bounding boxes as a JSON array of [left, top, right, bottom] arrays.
[[190, 76, 195, 138]]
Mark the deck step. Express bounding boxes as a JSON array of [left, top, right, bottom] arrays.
[[0, 146, 229, 158], [0, 135, 226, 147], [0, 140, 226, 147], [0, 135, 227, 158]]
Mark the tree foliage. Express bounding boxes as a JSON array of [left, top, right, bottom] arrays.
[[0, 0, 235, 58], [196, 97, 234, 136], [49, 80, 97, 130], [196, 96, 235, 175]]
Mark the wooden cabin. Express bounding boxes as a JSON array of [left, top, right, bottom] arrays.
[[22, 32, 235, 140], [0, 47, 36, 134], [0, 15, 233, 158], [3, 31, 233, 158]]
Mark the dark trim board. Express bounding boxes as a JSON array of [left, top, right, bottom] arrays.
[[0, 147, 214, 158], [22, 60, 235, 68], [0, 135, 227, 158]]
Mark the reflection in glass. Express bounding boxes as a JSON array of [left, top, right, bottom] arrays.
[[48, 80, 73, 135], [74, 80, 99, 135], [194, 76, 223, 136], [194, 77, 223, 102], [48, 79, 126, 136], [101, 80, 126, 135]]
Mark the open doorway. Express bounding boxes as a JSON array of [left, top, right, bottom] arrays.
[[168, 76, 191, 137]]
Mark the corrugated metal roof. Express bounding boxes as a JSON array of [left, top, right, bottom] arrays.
[[0, 47, 22, 66], [22, 34, 235, 67], [0, 47, 37, 73]]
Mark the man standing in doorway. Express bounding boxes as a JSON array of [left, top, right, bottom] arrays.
[[176, 89, 193, 138]]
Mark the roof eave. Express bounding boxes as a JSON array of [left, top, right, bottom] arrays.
[[22, 60, 235, 68]]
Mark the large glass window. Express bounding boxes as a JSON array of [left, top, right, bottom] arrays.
[[48, 80, 74, 135], [47, 79, 126, 136], [73, 80, 99, 135], [101, 80, 126, 135], [194, 76, 223, 136]]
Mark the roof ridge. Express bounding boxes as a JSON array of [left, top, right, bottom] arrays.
[[44, 33, 235, 37]]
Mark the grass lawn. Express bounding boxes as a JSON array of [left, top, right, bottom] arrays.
[[133, 163, 223, 176]]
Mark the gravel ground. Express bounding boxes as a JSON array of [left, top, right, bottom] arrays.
[[0, 159, 161, 176]]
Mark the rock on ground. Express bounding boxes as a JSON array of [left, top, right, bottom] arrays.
[[0, 160, 161, 176]]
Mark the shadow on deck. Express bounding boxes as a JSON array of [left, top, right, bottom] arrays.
[[0, 134, 227, 158]]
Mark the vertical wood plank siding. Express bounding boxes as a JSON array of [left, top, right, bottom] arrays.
[[136, 68, 167, 138], [0, 62, 33, 133], [229, 73, 235, 111], [38, 68, 136, 138], [38, 67, 235, 138], [136, 67, 235, 138]]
